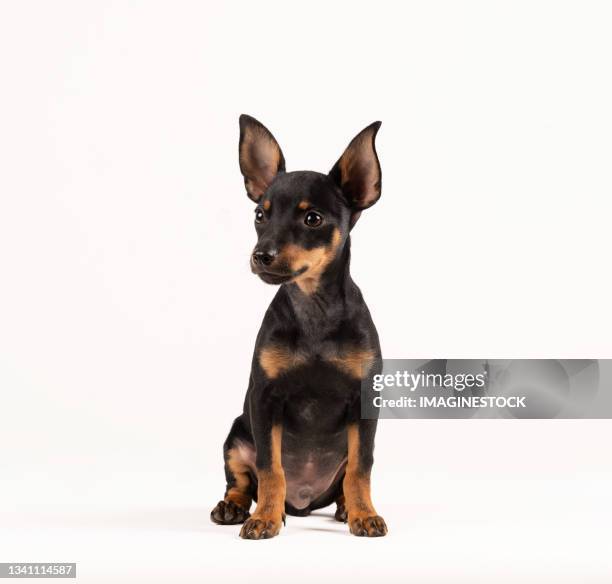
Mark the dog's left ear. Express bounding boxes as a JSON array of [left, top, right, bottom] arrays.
[[329, 121, 382, 213], [239, 114, 286, 203]]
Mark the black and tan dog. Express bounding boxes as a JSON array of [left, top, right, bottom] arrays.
[[210, 115, 387, 539]]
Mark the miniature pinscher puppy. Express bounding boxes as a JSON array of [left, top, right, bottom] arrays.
[[210, 115, 387, 539]]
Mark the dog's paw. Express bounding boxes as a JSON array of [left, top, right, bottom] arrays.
[[239, 515, 283, 539], [210, 500, 250, 525], [348, 515, 388, 537]]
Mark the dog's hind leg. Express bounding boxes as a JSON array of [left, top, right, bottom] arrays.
[[334, 492, 348, 522], [211, 418, 255, 525]]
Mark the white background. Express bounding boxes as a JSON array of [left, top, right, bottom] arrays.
[[1, 1, 611, 582]]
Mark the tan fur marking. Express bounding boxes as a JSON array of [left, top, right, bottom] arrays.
[[263, 199, 271, 211], [298, 200, 309, 210], [343, 424, 377, 520], [225, 448, 252, 510], [259, 345, 305, 379], [244, 425, 285, 536], [255, 426, 285, 514], [337, 130, 380, 204], [327, 349, 376, 379], [240, 125, 283, 201], [338, 133, 372, 190], [338, 148, 354, 185], [283, 228, 342, 295]]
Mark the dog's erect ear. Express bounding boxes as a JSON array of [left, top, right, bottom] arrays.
[[239, 114, 286, 202], [329, 122, 382, 212]]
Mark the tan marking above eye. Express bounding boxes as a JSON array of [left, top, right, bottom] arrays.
[[259, 345, 306, 378], [298, 201, 309, 210], [263, 200, 271, 211], [326, 348, 376, 379]]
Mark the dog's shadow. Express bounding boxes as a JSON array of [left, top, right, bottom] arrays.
[[1, 507, 349, 536], [309, 511, 339, 521], [1, 507, 214, 534], [293, 510, 348, 535]]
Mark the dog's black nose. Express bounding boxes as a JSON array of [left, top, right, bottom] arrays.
[[252, 250, 276, 267]]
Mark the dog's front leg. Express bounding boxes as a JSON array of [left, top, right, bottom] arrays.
[[240, 393, 285, 540], [343, 419, 388, 537]]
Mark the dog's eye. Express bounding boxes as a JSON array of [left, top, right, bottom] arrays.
[[304, 211, 323, 228], [254, 208, 264, 223]]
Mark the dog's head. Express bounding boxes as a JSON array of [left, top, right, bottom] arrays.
[[238, 114, 382, 294]]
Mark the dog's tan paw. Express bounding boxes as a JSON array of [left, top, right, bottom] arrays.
[[210, 500, 250, 525], [348, 515, 388, 537], [239, 515, 283, 539]]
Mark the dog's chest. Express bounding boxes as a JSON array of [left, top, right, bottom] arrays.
[[259, 339, 376, 384]]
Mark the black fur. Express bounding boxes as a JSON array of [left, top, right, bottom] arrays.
[[210, 115, 386, 538]]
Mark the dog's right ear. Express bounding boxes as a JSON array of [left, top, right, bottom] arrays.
[[238, 114, 286, 203]]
